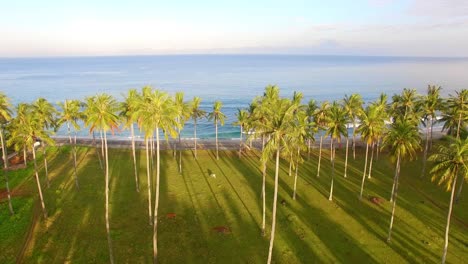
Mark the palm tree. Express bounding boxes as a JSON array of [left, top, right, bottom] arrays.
[[189, 97, 206, 159], [325, 102, 348, 201], [0, 92, 14, 215], [428, 137, 468, 264], [174, 92, 190, 173], [121, 89, 141, 192], [314, 101, 330, 178], [58, 99, 82, 189], [32, 98, 57, 188], [291, 111, 310, 200], [343, 94, 363, 159], [446, 89, 468, 139], [14, 103, 30, 166], [358, 105, 386, 199], [306, 99, 318, 160], [137, 88, 179, 264], [259, 95, 298, 264], [419, 85, 442, 178], [84, 94, 119, 264], [234, 109, 249, 158], [381, 120, 421, 242], [208, 100, 226, 160]]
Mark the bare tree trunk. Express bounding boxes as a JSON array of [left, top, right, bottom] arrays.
[[131, 123, 139, 192], [261, 136, 266, 236], [328, 139, 335, 201], [23, 147, 27, 167], [194, 119, 198, 159], [441, 173, 458, 264], [178, 127, 182, 173], [376, 138, 381, 160], [215, 121, 219, 160], [32, 145, 47, 219], [344, 137, 349, 178], [368, 143, 375, 179], [387, 155, 401, 242], [153, 127, 161, 263], [103, 131, 115, 264], [317, 135, 323, 178], [359, 143, 369, 199], [42, 143, 50, 188], [239, 125, 242, 158], [293, 149, 300, 200], [421, 121, 430, 178], [390, 162, 400, 202], [455, 175, 464, 203], [307, 138, 311, 160], [69, 123, 78, 189], [145, 138, 152, 225], [267, 148, 281, 264], [1, 129, 14, 214], [289, 154, 292, 176], [352, 121, 356, 159]]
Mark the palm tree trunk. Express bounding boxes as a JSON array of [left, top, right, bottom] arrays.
[[145, 138, 152, 225], [387, 154, 401, 242], [368, 143, 375, 179], [329, 139, 335, 201], [215, 121, 219, 160], [178, 127, 182, 173], [390, 162, 400, 202], [92, 131, 103, 170], [23, 146, 27, 166], [307, 138, 311, 160], [267, 148, 281, 264], [100, 130, 105, 161], [32, 145, 47, 219], [131, 123, 139, 192], [42, 143, 50, 188], [289, 154, 292, 176], [317, 135, 323, 178], [293, 149, 300, 200], [1, 129, 14, 214], [455, 176, 464, 203], [441, 172, 458, 264], [421, 122, 430, 178], [194, 119, 198, 159], [352, 121, 356, 159], [153, 127, 161, 263], [429, 116, 434, 149], [103, 131, 115, 264], [344, 137, 349, 178], [261, 136, 266, 236], [376, 138, 381, 160], [69, 122, 78, 189], [456, 112, 462, 139], [359, 143, 369, 199], [239, 125, 242, 158]]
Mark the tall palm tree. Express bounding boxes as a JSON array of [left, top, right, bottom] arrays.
[[259, 96, 298, 264], [446, 89, 468, 139], [189, 97, 206, 159], [208, 100, 226, 160], [343, 94, 363, 159], [0, 92, 14, 215], [306, 99, 318, 160], [58, 99, 82, 189], [428, 137, 468, 264], [137, 88, 178, 264], [84, 94, 119, 264], [14, 103, 30, 166], [32, 98, 57, 188], [314, 101, 330, 178], [358, 105, 386, 199], [174, 92, 190, 173], [381, 120, 421, 242], [121, 89, 141, 192], [233, 108, 249, 158], [291, 111, 310, 200], [325, 102, 348, 201]]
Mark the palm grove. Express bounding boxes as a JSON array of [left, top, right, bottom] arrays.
[[0, 85, 467, 264]]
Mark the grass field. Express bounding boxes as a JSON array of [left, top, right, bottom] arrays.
[[0, 144, 467, 263]]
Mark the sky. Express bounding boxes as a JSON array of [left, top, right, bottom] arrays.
[[1, 0, 468, 57]]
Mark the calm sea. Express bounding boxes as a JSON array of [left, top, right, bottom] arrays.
[[0, 55, 467, 139]]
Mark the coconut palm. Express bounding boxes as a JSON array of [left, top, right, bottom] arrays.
[[121, 89, 141, 192], [325, 102, 348, 201], [14, 103, 30, 166], [190, 97, 206, 159], [314, 101, 330, 178], [306, 99, 318, 160], [136, 88, 179, 264], [381, 120, 421, 242], [174, 92, 190, 173], [343, 94, 363, 159], [259, 96, 298, 264], [208, 100, 226, 160], [58, 99, 82, 189], [428, 137, 468, 264], [444, 89, 468, 139], [233, 108, 249, 158], [0, 92, 14, 214], [84, 94, 119, 264], [291, 111, 311, 200], [32, 98, 57, 188]]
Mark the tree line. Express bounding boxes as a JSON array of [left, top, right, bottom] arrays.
[[0, 85, 467, 264]]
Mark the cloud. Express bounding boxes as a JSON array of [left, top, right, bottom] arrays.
[[408, 0, 468, 17]]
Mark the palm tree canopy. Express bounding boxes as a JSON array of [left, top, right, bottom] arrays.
[[343, 93, 364, 121], [32, 98, 57, 130], [0, 92, 12, 125], [174, 92, 191, 127], [58, 99, 83, 131], [381, 119, 422, 163], [84, 94, 119, 134], [190, 96, 206, 121], [325, 101, 348, 142], [429, 137, 468, 191], [208, 100, 226, 126], [233, 109, 249, 128], [120, 88, 141, 128], [357, 105, 386, 144]]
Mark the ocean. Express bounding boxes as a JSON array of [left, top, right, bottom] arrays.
[[0, 55, 467, 139]]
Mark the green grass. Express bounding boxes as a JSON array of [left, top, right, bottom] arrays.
[[1, 144, 467, 263]]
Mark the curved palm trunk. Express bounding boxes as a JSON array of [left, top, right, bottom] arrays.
[[293, 149, 300, 200], [103, 131, 115, 264], [421, 122, 430, 178], [215, 121, 219, 160], [317, 135, 323, 178], [261, 136, 266, 236], [68, 122, 78, 189], [32, 145, 47, 219], [131, 123, 139, 192], [389, 161, 400, 202], [344, 137, 349, 178], [238, 125, 243, 158], [1, 129, 14, 214], [328, 139, 335, 201], [267, 148, 281, 264], [42, 143, 50, 188], [359, 143, 369, 199], [352, 121, 356, 159], [153, 127, 161, 263], [367, 143, 375, 179], [145, 138, 152, 225], [387, 154, 401, 242], [441, 172, 458, 264], [194, 119, 198, 160]]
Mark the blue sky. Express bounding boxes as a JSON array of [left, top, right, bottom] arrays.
[[1, 0, 467, 57]]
